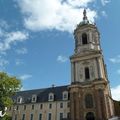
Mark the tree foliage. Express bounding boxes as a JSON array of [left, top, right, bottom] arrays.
[[0, 72, 21, 108], [1, 114, 12, 120]]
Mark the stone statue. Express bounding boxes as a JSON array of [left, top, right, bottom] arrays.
[[0, 107, 7, 117]]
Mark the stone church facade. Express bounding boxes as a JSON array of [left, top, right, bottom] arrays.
[[69, 10, 114, 120], [8, 10, 114, 120]]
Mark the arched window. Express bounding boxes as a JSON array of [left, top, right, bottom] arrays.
[[85, 67, 90, 79], [85, 94, 94, 108], [82, 33, 88, 45]]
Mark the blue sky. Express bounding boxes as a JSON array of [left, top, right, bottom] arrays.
[[0, 0, 120, 100]]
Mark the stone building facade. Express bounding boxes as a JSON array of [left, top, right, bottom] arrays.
[[8, 86, 70, 120], [8, 10, 115, 120]]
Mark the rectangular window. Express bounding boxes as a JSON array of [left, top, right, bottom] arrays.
[[16, 106, 19, 110], [32, 105, 34, 110], [67, 102, 70, 108], [67, 112, 70, 119], [30, 114, 33, 120], [60, 103, 63, 108], [48, 113, 52, 120], [32, 97, 36, 101], [40, 104, 43, 109], [60, 113, 63, 120], [24, 105, 26, 110], [85, 67, 90, 79], [15, 114, 17, 120], [64, 94, 67, 99], [22, 114, 25, 120], [49, 104, 52, 109], [39, 113, 42, 120]]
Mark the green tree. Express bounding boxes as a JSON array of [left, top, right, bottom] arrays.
[[0, 72, 21, 113]]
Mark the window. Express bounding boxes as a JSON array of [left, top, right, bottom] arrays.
[[85, 67, 90, 79], [32, 95, 37, 102], [32, 97, 36, 101], [16, 106, 19, 110], [48, 113, 52, 120], [60, 103, 63, 108], [49, 104, 52, 109], [30, 114, 33, 120], [22, 114, 25, 120], [85, 94, 94, 108], [48, 93, 54, 101], [60, 113, 63, 120], [67, 102, 70, 108], [32, 105, 34, 110], [63, 91, 68, 100], [67, 112, 70, 119], [23, 105, 26, 110], [39, 113, 42, 120], [40, 104, 43, 109], [15, 114, 17, 120], [17, 96, 22, 103], [86, 112, 95, 120], [82, 33, 88, 45]]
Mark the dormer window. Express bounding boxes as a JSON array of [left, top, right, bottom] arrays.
[[63, 91, 68, 100], [17, 96, 22, 103], [82, 33, 88, 45], [48, 93, 54, 101], [32, 95, 37, 102]]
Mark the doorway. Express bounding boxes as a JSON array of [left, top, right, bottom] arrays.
[[86, 112, 95, 120]]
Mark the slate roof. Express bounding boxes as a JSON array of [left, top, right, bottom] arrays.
[[13, 85, 69, 104]]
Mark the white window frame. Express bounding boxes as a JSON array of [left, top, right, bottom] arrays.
[[48, 93, 54, 101], [32, 94, 37, 102], [17, 96, 22, 104], [62, 91, 68, 100]]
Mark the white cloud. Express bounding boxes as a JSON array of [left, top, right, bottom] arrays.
[[111, 85, 120, 101], [57, 55, 68, 63], [6, 31, 28, 42], [17, 0, 97, 32], [16, 47, 28, 54], [19, 74, 32, 80], [109, 55, 120, 63], [15, 59, 24, 66], [0, 31, 29, 53], [101, 0, 111, 6], [65, 0, 95, 7]]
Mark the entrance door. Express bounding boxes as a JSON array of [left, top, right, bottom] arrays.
[[86, 112, 95, 120]]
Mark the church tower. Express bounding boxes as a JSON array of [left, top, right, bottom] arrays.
[[69, 9, 114, 120]]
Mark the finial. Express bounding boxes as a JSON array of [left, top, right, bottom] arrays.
[[83, 9, 88, 21]]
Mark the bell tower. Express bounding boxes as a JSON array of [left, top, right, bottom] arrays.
[[69, 9, 114, 120]]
